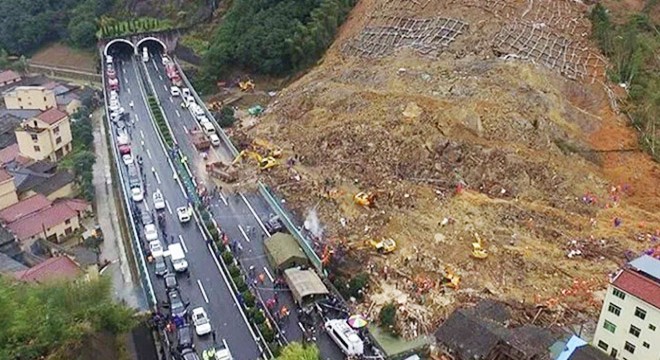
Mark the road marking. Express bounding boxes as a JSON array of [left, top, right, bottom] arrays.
[[169, 96, 173, 103], [238, 225, 251, 243], [183, 125, 189, 134], [218, 192, 228, 206], [164, 84, 168, 91], [165, 200, 172, 214], [175, 110, 181, 117], [240, 193, 270, 235], [127, 87, 131, 94], [122, 67, 126, 74], [154, 171, 161, 184], [146, 149, 152, 159], [140, 130, 145, 139], [197, 279, 209, 303], [144, 201, 150, 212], [263, 267, 274, 282], [158, 74, 163, 81], [298, 322, 305, 332], [135, 113, 139, 122], [179, 235, 188, 253]]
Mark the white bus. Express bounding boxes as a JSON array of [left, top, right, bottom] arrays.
[[142, 47, 149, 62]]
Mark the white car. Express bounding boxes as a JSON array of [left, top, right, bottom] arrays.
[[186, 96, 195, 105], [170, 86, 181, 97], [144, 224, 158, 241], [177, 206, 192, 223], [131, 187, 143, 202], [191, 307, 212, 336], [149, 240, 164, 258], [153, 190, 165, 210], [209, 133, 221, 147], [122, 153, 134, 165], [182, 88, 191, 98]]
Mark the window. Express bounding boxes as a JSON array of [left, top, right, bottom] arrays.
[[64, 227, 72, 235], [629, 325, 640, 337], [611, 349, 618, 357], [608, 303, 621, 316], [53, 126, 59, 134], [30, 134, 38, 141], [643, 342, 650, 349], [64, 219, 71, 225], [43, 97, 47, 102], [33, 145, 40, 152], [598, 340, 609, 351], [56, 137, 61, 144], [612, 288, 626, 299], [17, 97, 21, 101], [604, 320, 617, 333], [650, 324, 657, 331], [624, 342, 635, 354], [634, 307, 646, 320]]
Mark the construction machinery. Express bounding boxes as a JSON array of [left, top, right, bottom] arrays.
[[206, 162, 238, 183], [365, 238, 397, 254], [471, 233, 488, 259], [238, 79, 255, 92], [252, 138, 283, 158], [191, 128, 210, 151], [232, 150, 278, 171], [354, 192, 376, 207]]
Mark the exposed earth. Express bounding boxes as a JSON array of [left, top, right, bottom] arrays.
[[216, 0, 660, 337]]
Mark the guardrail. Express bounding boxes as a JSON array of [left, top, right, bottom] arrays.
[[173, 58, 324, 275], [100, 52, 156, 308]]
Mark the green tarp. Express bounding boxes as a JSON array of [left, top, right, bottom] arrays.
[[264, 232, 310, 271]]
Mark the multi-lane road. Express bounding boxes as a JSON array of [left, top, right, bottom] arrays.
[[106, 54, 263, 359]]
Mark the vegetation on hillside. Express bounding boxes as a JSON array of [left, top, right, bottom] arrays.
[[199, 0, 357, 89], [0, 277, 136, 359], [62, 92, 98, 201], [590, 4, 660, 160], [97, 17, 173, 39]]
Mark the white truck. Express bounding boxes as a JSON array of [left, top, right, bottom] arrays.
[[168, 243, 188, 272], [142, 47, 149, 62]]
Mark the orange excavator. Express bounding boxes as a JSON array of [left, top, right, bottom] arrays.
[[354, 192, 376, 207]]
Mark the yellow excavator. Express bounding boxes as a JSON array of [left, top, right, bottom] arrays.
[[238, 79, 255, 92], [365, 238, 397, 254], [232, 150, 278, 170], [252, 138, 283, 158], [354, 192, 376, 207], [471, 233, 488, 259]]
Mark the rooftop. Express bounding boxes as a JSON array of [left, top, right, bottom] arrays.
[[568, 344, 612, 360], [628, 254, 660, 281], [0, 70, 21, 84], [0, 194, 51, 224], [0, 252, 28, 273], [613, 267, 660, 310], [13, 255, 81, 282], [0, 109, 41, 120], [35, 108, 68, 125], [0, 168, 12, 183]]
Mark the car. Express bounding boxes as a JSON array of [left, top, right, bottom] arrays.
[[170, 86, 181, 97], [164, 273, 178, 290], [177, 206, 192, 223], [265, 215, 285, 234], [191, 307, 212, 336], [144, 224, 158, 241], [153, 190, 165, 210], [212, 341, 234, 360], [149, 240, 163, 258], [154, 255, 168, 276], [209, 133, 221, 147], [177, 325, 194, 351], [186, 95, 195, 105], [167, 289, 188, 318], [180, 349, 200, 360], [122, 153, 134, 165], [131, 186, 144, 202], [182, 88, 191, 98], [140, 209, 153, 225]]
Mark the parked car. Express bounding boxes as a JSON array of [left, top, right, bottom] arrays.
[[131, 186, 144, 202], [265, 215, 285, 234], [153, 190, 166, 210], [140, 209, 153, 225], [164, 273, 177, 290], [167, 289, 188, 318], [149, 240, 163, 258], [209, 133, 221, 147], [180, 349, 200, 360], [145, 224, 158, 241], [170, 86, 181, 97], [191, 307, 212, 336], [122, 153, 134, 165], [177, 325, 194, 351], [177, 206, 192, 223], [154, 255, 168, 276]]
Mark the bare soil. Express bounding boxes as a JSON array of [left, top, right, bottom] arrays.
[[30, 43, 97, 72]]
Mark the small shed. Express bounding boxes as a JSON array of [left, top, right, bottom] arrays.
[[264, 232, 309, 271], [284, 267, 329, 305]]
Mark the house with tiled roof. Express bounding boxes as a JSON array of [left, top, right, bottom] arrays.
[[13, 255, 81, 282], [0, 70, 21, 88], [15, 107, 73, 161], [0, 168, 18, 211], [592, 255, 660, 359], [9, 160, 75, 200], [3, 86, 56, 111]]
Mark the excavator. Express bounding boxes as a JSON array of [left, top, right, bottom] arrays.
[[471, 233, 488, 259], [238, 79, 255, 92], [252, 138, 283, 158], [354, 192, 376, 207], [232, 150, 278, 171], [365, 238, 397, 254], [441, 266, 460, 289]]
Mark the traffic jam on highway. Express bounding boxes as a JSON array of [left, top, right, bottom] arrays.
[[103, 42, 383, 360]]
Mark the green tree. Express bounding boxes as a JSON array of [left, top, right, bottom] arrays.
[[379, 302, 397, 330], [69, 20, 98, 48], [276, 342, 320, 360], [217, 106, 236, 128]]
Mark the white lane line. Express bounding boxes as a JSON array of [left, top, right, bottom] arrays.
[[154, 171, 161, 184], [158, 74, 163, 81], [169, 96, 173, 103], [144, 201, 150, 212], [240, 193, 270, 235], [146, 149, 152, 159], [218, 192, 228, 206], [238, 225, 251, 243], [179, 235, 188, 253], [122, 67, 126, 74], [165, 200, 173, 214], [127, 87, 131, 94], [197, 279, 209, 303], [183, 125, 189, 134], [163, 84, 168, 91], [176, 110, 181, 117], [263, 267, 274, 282], [298, 322, 305, 332], [140, 130, 145, 139], [135, 113, 139, 122]]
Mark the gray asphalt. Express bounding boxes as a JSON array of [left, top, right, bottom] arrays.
[[142, 53, 346, 360], [107, 55, 262, 360]]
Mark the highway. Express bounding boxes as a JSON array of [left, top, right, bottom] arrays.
[[106, 53, 263, 360], [141, 52, 347, 359]]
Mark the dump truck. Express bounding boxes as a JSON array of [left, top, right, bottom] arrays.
[[205, 162, 238, 183], [191, 128, 210, 151]]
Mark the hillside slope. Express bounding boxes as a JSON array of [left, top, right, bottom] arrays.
[[232, 0, 660, 333]]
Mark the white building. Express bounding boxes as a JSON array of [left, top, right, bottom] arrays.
[[592, 255, 660, 360]]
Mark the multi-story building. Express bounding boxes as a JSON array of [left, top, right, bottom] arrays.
[[592, 255, 660, 360], [0, 169, 18, 210], [3, 86, 56, 110], [15, 108, 73, 161]]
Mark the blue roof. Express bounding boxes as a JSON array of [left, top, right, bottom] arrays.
[[555, 335, 587, 360], [629, 255, 660, 281]]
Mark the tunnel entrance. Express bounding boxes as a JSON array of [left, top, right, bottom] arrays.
[[136, 37, 167, 57], [104, 39, 136, 59]]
